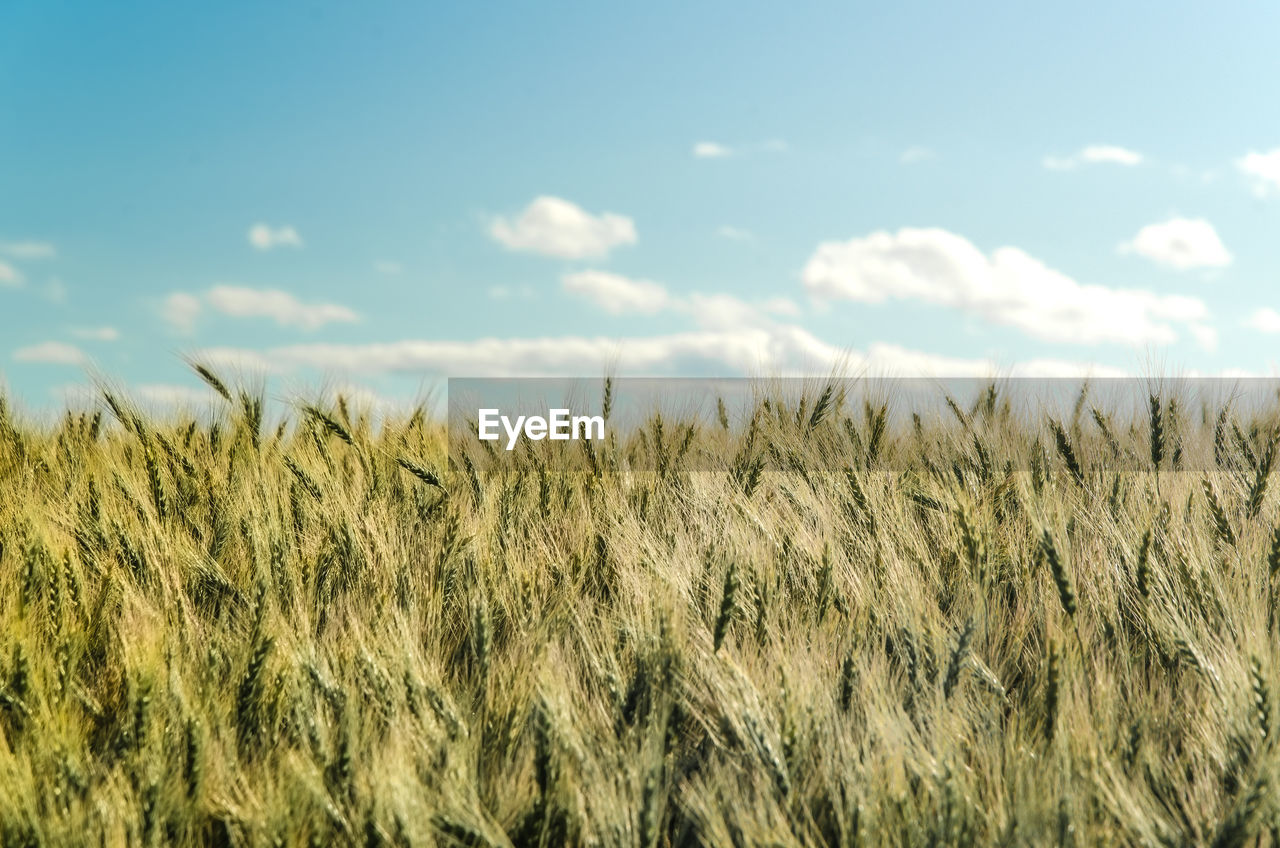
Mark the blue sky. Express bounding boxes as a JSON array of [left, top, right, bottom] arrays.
[[4, 0, 1280, 409]]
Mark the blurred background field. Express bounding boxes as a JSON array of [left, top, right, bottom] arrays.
[[3, 371, 1280, 845]]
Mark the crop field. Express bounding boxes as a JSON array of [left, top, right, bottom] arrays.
[[3, 373, 1280, 846]]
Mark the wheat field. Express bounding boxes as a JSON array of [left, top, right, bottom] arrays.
[[2, 372, 1280, 846]]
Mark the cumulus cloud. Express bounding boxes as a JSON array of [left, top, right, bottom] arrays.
[[192, 332, 1122, 382], [206, 285, 359, 330], [802, 227, 1213, 347], [162, 292, 202, 334], [1238, 148, 1280, 196], [162, 287, 358, 333], [248, 223, 303, 251], [160, 269, 1083, 379], [560, 270, 800, 332], [562, 270, 671, 315], [0, 261, 21, 287], [758, 297, 802, 318], [0, 241, 56, 260], [175, 247, 1126, 384], [14, 341, 86, 365], [193, 274, 839, 376], [489, 196, 637, 259], [680, 292, 800, 330], [1043, 145, 1144, 170], [71, 326, 120, 341], [1245, 308, 1280, 334], [1120, 217, 1232, 270], [1189, 324, 1220, 352], [186, 254, 1122, 380], [194, 329, 840, 378], [859, 343, 1128, 378]]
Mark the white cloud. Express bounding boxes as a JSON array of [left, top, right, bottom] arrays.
[[163, 287, 359, 333], [1120, 217, 1232, 270], [489, 196, 637, 259], [899, 146, 936, 164], [0, 241, 55, 260], [14, 341, 86, 366], [560, 270, 800, 332], [859, 343, 1128, 378], [206, 285, 359, 330], [760, 297, 802, 318], [163, 292, 202, 334], [1043, 144, 1144, 170], [680, 292, 795, 330], [0, 261, 21, 287], [802, 227, 1212, 347], [373, 261, 402, 274], [716, 225, 753, 241], [1245, 308, 1280, 334], [248, 223, 303, 251], [71, 326, 120, 342], [177, 251, 1128, 384], [693, 141, 734, 159], [1238, 148, 1280, 196], [204, 275, 840, 376], [1079, 145, 1143, 166], [562, 270, 670, 315], [193, 331, 1124, 382], [196, 330, 841, 378], [1189, 324, 1219, 352]]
